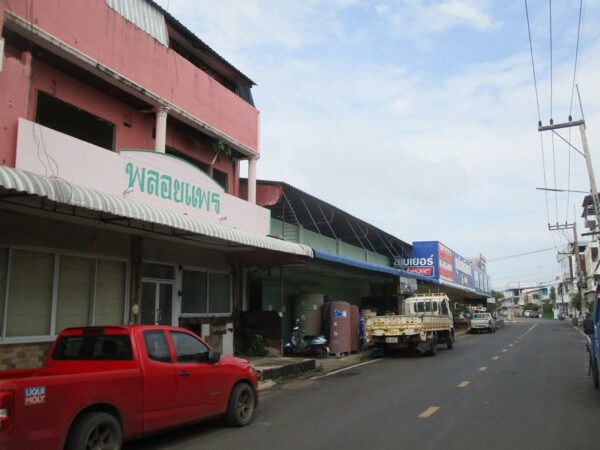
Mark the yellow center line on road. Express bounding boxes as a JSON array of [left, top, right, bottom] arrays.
[[458, 381, 470, 388], [479, 366, 488, 372], [418, 406, 440, 418], [492, 356, 499, 360]]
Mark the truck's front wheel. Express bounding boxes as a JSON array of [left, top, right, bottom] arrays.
[[66, 411, 122, 450], [447, 332, 454, 350]]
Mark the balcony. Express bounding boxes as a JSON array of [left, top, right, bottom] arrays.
[[5, 0, 259, 154]]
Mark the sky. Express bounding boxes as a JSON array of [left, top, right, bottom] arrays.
[[155, 0, 600, 291]]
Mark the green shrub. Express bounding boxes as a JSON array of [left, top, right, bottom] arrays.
[[247, 334, 269, 357]]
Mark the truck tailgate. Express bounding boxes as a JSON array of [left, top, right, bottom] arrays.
[[0, 368, 142, 450]]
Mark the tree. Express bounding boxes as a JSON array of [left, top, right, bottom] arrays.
[[550, 286, 556, 303], [491, 290, 505, 300]]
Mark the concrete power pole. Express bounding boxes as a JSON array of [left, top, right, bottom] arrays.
[[573, 221, 586, 316], [539, 98, 600, 316]]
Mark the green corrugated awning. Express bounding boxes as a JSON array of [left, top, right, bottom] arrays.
[[0, 166, 313, 257]]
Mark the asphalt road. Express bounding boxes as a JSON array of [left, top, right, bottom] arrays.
[[125, 319, 600, 450]]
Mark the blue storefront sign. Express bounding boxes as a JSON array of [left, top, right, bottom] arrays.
[[395, 241, 491, 296]]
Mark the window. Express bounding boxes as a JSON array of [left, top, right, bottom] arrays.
[[95, 261, 126, 325], [56, 256, 95, 332], [441, 301, 449, 315], [212, 168, 229, 193], [171, 331, 209, 363], [0, 248, 128, 339], [35, 91, 115, 151], [182, 270, 207, 314], [141, 263, 174, 279], [144, 330, 171, 363], [208, 273, 231, 314], [52, 334, 132, 360], [182, 270, 231, 315], [6, 250, 54, 337]]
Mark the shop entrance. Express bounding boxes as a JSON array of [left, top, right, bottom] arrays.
[[141, 280, 174, 325]]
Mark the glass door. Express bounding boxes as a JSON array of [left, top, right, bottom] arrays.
[[141, 280, 173, 325]]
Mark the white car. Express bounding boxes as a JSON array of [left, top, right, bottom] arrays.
[[469, 313, 496, 333], [524, 310, 532, 317]]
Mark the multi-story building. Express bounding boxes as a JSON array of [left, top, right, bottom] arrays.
[[0, 0, 313, 368]]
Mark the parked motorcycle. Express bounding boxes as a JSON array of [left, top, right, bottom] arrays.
[[284, 319, 329, 357]]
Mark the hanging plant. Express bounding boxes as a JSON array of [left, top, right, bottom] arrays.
[[213, 140, 238, 162]]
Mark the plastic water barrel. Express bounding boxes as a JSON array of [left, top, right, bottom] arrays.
[[293, 293, 324, 336], [325, 301, 351, 354], [350, 305, 360, 353]]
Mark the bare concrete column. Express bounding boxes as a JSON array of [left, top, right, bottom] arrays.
[[247, 156, 258, 204], [154, 106, 168, 153]]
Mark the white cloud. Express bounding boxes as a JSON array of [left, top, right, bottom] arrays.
[[154, 0, 600, 286]]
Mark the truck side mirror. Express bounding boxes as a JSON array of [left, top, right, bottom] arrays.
[[583, 318, 594, 335]]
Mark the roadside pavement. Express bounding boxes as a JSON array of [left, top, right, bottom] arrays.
[[249, 327, 471, 390]]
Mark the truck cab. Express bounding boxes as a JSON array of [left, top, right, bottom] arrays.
[[402, 295, 453, 318]]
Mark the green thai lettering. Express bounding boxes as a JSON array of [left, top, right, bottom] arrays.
[[125, 162, 146, 192], [124, 163, 222, 215]]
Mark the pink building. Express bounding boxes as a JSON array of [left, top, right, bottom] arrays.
[[0, 0, 311, 368]]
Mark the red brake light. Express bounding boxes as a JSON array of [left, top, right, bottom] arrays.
[[0, 391, 14, 433]]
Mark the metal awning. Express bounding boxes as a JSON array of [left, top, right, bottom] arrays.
[[0, 166, 313, 257]]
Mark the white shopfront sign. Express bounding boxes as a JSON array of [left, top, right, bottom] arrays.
[[15, 119, 269, 234]]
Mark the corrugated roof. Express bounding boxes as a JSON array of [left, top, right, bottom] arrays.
[[251, 179, 412, 251], [0, 166, 312, 257]]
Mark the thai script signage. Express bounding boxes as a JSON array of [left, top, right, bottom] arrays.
[[397, 241, 491, 296], [438, 243, 454, 282], [125, 162, 221, 214]]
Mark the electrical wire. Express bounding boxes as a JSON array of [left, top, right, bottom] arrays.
[[566, 0, 584, 222], [549, 0, 553, 122], [488, 247, 556, 262], [524, 0, 542, 122]]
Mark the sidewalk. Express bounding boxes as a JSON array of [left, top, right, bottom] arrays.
[[248, 329, 470, 390]]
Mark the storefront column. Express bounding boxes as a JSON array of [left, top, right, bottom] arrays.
[[248, 156, 258, 204], [154, 106, 168, 153], [129, 236, 143, 324]]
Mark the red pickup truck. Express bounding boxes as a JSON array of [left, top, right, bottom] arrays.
[[0, 325, 259, 450]]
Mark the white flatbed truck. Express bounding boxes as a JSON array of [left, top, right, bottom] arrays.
[[365, 293, 455, 356]]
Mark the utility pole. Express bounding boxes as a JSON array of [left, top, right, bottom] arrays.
[[539, 98, 599, 316], [549, 222, 585, 316]]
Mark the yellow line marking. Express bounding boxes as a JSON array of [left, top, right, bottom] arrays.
[[492, 356, 499, 360], [502, 349, 508, 352], [479, 366, 488, 372], [458, 381, 470, 388], [418, 406, 440, 418]]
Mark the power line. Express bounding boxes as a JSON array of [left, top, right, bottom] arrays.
[[566, 0, 584, 223], [524, 0, 542, 122], [488, 247, 556, 262], [549, 0, 553, 121]]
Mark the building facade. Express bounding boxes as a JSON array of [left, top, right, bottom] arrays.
[[0, 0, 312, 368]]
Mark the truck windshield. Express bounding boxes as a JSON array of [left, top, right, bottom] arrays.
[[52, 335, 133, 360]]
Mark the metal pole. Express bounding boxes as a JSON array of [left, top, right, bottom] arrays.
[[579, 124, 600, 242], [573, 221, 586, 316]]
